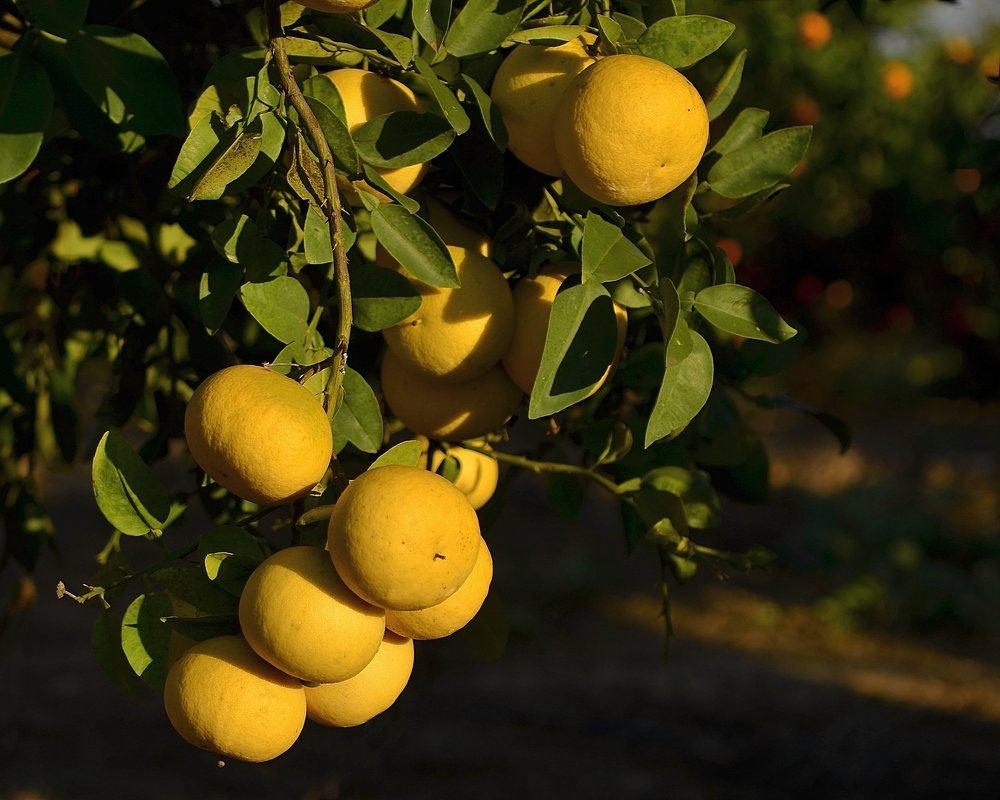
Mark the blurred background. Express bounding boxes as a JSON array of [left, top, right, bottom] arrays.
[[2, 0, 999, 797]]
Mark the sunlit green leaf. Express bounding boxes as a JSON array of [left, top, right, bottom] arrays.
[[645, 330, 713, 447], [710, 107, 769, 155], [121, 592, 172, 691], [351, 262, 421, 332], [708, 126, 812, 199], [506, 25, 589, 45], [693, 284, 797, 343], [637, 15, 735, 69], [642, 466, 721, 529], [706, 49, 746, 121], [0, 52, 54, 185], [92, 430, 171, 536], [369, 440, 425, 469], [332, 367, 383, 454], [211, 215, 287, 281], [238, 277, 311, 343], [371, 204, 459, 288], [443, 0, 523, 57], [355, 110, 455, 169], [581, 212, 652, 284]]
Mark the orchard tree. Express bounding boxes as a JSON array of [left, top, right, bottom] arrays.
[[1, 0, 845, 761]]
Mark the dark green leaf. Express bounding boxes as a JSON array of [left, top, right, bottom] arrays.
[[581, 212, 652, 284], [121, 592, 172, 691], [351, 262, 421, 332], [150, 565, 238, 616], [706, 49, 746, 121], [91, 612, 144, 700], [642, 466, 721, 529], [360, 164, 421, 212], [693, 284, 797, 343], [67, 26, 183, 136], [199, 256, 242, 334], [304, 205, 333, 265], [13, 0, 88, 35], [710, 107, 769, 155], [197, 526, 267, 597], [355, 110, 455, 169], [92, 430, 171, 536], [597, 15, 623, 51], [708, 126, 812, 199], [332, 367, 383, 454], [645, 330, 713, 447], [506, 25, 589, 45], [528, 280, 621, 418], [457, 73, 508, 149], [371, 204, 459, 288], [612, 13, 647, 41], [412, 0, 452, 49], [211, 215, 287, 281], [413, 56, 470, 133], [367, 29, 415, 67], [189, 116, 262, 201], [161, 614, 241, 642], [238, 277, 311, 343], [637, 15, 735, 69], [370, 440, 424, 469], [0, 52, 54, 184], [714, 183, 790, 219], [450, 123, 504, 210], [304, 95, 362, 175], [659, 277, 692, 365], [443, 0, 523, 57]]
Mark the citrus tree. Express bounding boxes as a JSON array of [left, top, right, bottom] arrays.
[[1, 0, 835, 761]]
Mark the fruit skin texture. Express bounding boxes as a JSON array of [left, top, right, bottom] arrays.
[[163, 635, 306, 763], [553, 54, 709, 207], [292, 0, 377, 13], [321, 68, 426, 197], [305, 631, 414, 728], [501, 265, 628, 396], [424, 443, 499, 510], [380, 348, 523, 441], [327, 465, 481, 611], [382, 246, 515, 382], [386, 536, 493, 640], [184, 365, 333, 506], [238, 546, 385, 684], [795, 11, 832, 50], [490, 35, 599, 176]]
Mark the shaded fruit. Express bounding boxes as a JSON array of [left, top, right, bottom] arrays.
[[424, 442, 499, 511]]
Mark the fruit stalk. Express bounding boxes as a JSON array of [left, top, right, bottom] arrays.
[[265, 0, 353, 411]]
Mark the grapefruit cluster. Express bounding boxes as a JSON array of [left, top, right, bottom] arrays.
[[491, 38, 710, 206], [171, 367, 495, 762]]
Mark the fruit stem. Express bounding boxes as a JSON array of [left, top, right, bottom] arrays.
[[265, 0, 353, 412], [460, 442, 627, 497]]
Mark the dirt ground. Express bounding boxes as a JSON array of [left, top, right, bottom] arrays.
[[2, 405, 1000, 800]]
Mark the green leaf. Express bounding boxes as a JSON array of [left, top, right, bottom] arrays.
[[67, 26, 183, 136], [161, 614, 241, 642], [708, 126, 812, 199], [457, 73, 507, 149], [369, 440, 425, 469], [413, 56, 470, 133], [13, 0, 88, 35], [304, 95, 362, 176], [706, 49, 746, 121], [196, 525, 267, 597], [642, 466, 721, 529], [710, 107, 769, 155], [226, 110, 285, 196], [450, 122, 504, 210], [645, 330, 713, 447], [659, 277, 692, 365], [528, 280, 621, 418], [412, 0, 452, 49], [332, 368, 383, 454], [92, 430, 171, 536], [693, 284, 797, 343], [91, 612, 145, 701], [211, 214, 288, 281], [189, 116, 263, 201], [304, 204, 333, 265], [197, 525, 266, 564], [443, 0, 523, 57], [355, 110, 455, 169], [612, 12, 647, 41], [238, 277, 311, 344], [371, 204, 459, 288], [199, 256, 242, 334], [637, 15, 735, 69], [150, 564, 238, 616], [121, 592, 172, 691], [351, 262, 421, 332], [506, 25, 589, 45], [367, 29, 415, 68], [0, 52, 54, 185], [581, 212, 652, 284]]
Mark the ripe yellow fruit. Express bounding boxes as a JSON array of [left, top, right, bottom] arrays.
[[321, 68, 426, 198], [490, 34, 599, 176], [163, 635, 306, 763], [385, 536, 493, 640], [184, 365, 333, 506], [882, 60, 914, 100], [305, 631, 414, 728], [292, 0, 377, 13], [238, 546, 385, 684], [553, 54, 709, 206], [501, 265, 628, 396], [380, 348, 523, 441], [795, 11, 832, 50], [327, 464, 481, 610], [382, 246, 515, 382], [423, 442, 499, 510]]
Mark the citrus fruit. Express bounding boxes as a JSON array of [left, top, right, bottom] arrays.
[[327, 464, 481, 610], [382, 246, 515, 382], [490, 34, 599, 176], [944, 35, 975, 65], [795, 11, 832, 50], [385, 536, 493, 640], [292, 0, 377, 12], [380, 349, 522, 441], [163, 635, 306, 763], [184, 365, 333, 506], [238, 546, 385, 684], [423, 442, 499, 510], [501, 264, 628, 396], [321, 68, 426, 198], [553, 54, 709, 206], [882, 60, 914, 100], [305, 631, 414, 728]]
